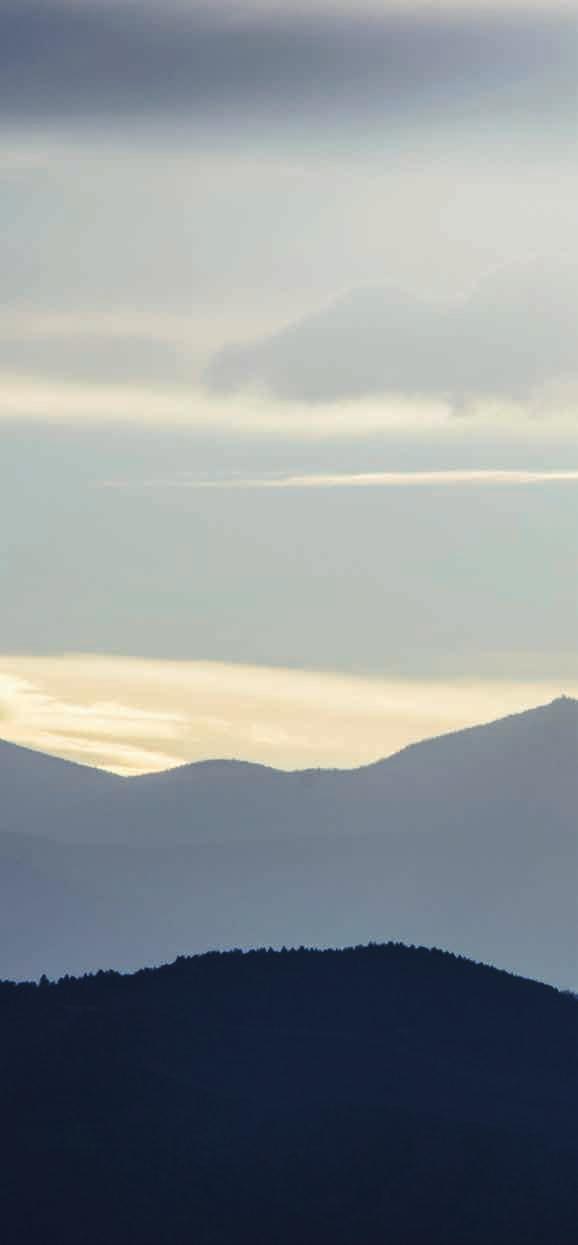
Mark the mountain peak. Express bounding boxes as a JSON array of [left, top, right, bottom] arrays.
[[546, 693, 578, 709], [530, 694, 578, 728]]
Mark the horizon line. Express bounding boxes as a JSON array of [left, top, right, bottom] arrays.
[[0, 691, 573, 779]]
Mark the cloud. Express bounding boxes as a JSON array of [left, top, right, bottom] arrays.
[[0, 374, 199, 422], [0, 669, 185, 774], [0, 2, 574, 130], [204, 264, 578, 410], [1, 372, 576, 438], [0, 311, 201, 388], [102, 469, 578, 491], [0, 654, 575, 775], [0, 370, 456, 433]]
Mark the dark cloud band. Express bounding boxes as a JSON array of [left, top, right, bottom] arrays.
[[0, 2, 575, 127]]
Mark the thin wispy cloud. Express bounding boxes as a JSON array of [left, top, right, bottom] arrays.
[[102, 469, 578, 492], [0, 669, 185, 774]]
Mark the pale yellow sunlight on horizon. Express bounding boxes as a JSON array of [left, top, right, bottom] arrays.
[[0, 654, 575, 775]]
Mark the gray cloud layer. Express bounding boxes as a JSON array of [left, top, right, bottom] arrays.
[[2, 418, 577, 681], [0, 2, 575, 128], [204, 265, 578, 409]]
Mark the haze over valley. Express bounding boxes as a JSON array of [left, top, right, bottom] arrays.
[[1, 697, 575, 987]]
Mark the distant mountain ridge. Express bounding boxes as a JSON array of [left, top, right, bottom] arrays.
[[1, 695, 576, 846], [0, 697, 576, 986], [0, 734, 122, 838]]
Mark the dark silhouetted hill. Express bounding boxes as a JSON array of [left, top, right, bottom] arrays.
[[0, 943, 576, 1244]]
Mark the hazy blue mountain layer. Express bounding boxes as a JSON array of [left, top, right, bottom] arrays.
[[0, 698, 576, 985]]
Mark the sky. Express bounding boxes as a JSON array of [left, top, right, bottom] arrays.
[[0, 0, 576, 772]]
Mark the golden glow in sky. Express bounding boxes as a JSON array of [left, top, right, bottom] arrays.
[[0, 654, 574, 775]]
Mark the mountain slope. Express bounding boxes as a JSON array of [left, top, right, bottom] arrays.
[[0, 736, 123, 839], [1, 944, 576, 1245], [4, 695, 576, 846], [0, 698, 575, 985]]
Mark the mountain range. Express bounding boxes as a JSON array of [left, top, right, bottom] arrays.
[[0, 696, 576, 985]]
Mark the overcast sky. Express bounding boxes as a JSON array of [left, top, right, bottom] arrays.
[[0, 0, 576, 771]]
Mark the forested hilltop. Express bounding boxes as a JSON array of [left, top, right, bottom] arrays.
[[1, 942, 576, 1244]]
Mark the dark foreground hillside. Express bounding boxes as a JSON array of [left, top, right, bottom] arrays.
[[1, 944, 576, 1245]]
